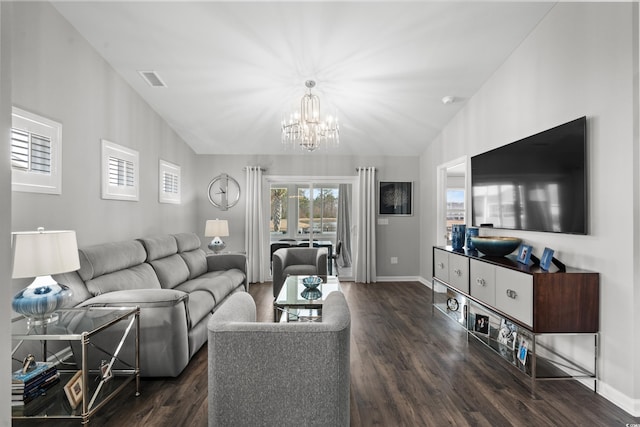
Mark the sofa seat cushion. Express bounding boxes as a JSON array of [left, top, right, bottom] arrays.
[[175, 270, 241, 304], [283, 264, 318, 277], [85, 263, 161, 296], [185, 290, 215, 328], [149, 254, 190, 289]]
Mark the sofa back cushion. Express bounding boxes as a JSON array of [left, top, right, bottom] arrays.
[[77, 240, 161, 296], [140, 235, 179, 262], [140, 234, 190, 289], [174, 233, 208, 279], [149, 254, 191, 289], [78, 240, 147, 281]]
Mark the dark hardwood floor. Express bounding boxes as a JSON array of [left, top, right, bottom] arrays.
[[15, 281, 640, 426]]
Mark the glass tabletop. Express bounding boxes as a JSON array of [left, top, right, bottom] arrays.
[[12, 306, 138, 340], [275, 275, 341, 307]]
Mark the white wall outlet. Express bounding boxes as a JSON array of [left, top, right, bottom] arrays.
[[390, 257, 398, 264]]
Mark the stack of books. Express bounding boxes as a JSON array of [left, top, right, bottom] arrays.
[[11, 362, 60, 407]]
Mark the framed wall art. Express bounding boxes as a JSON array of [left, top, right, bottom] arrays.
[[379, 181, 412, 216]]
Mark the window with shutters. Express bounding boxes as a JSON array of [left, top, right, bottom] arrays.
[[101, 139, 139, 201], [11, 107, 62, 194], [159, 159, 181, 204]]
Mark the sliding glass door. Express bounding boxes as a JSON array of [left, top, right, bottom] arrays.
[[268, 176, 355, 278]]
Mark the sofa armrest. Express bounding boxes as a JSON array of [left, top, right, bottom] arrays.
[[76, 289, 191, 377], [206, 253, 247, 273], [206, 254, 248, 289], [77, 289, 188, 308]]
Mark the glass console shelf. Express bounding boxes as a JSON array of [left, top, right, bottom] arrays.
[[11, 306, 140, 424], [432, 246, 599, 396]]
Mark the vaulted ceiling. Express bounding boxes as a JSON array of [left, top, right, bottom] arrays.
[[52, 1, 555, 157]]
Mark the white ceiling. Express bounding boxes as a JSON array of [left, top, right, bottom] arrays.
[[51, 1, 555, 157]]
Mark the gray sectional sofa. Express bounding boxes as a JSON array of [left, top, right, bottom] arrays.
[[55, 232, 247, 377]]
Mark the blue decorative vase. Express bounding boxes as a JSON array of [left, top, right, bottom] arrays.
[[12, 283, 72, 323], [466, 227, 479, 249], [451, 224, 466, 250]]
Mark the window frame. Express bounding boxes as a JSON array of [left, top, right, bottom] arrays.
[[158, 159, 181, 204], [101, 139, 139, 201], [11, 107, 62, 195]]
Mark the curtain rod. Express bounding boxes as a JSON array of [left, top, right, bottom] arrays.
[[243, 166, 267, 171], [355, 167, 376, 171]]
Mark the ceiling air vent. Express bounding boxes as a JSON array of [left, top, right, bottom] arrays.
[[138, 70, 167, 88]]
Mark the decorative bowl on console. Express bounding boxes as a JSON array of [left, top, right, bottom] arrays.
[[469, 236, 522, 257]]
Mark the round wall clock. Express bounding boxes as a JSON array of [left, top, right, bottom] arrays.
[[207, 173, 240, 210]]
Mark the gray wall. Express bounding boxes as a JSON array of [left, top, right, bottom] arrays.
[[10, 1, 199, 250], [420, 3, 639, 413], [195, 154, 420, 279]]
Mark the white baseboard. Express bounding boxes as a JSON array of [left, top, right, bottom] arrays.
[[374, 276, 423, 283], [598, 380, 640, 417]]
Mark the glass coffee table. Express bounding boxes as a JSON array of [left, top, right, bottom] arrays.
[[274, 275, 341, 322]]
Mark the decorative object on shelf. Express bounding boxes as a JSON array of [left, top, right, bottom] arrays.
[[446, 297, 459, 312], [207, 173, 240, 210], [497, 319, 518, 350], [465, 227, 479, 250], [469, 236, 522, 257], [474, 314, 490, 334], [205, 219, 229, 253], [302, 275, 322, 289], [540, 247, 555, 271], [63, 370, 83, 409], [21, 354, 36, 374], [379, 181, 412, 215], [281, 80, 339, 152], [451, 224, 466, 250], [517, 244, 533, 265], [11, 228, 80, 324], [517, 339, 528, 366]]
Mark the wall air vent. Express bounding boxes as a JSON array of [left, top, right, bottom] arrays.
[[138, 70, 167, 88]]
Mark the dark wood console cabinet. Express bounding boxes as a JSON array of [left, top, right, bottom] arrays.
[[432, 246, 600, 393]]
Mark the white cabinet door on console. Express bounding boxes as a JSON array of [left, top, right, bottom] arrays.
[[434, 249, 449, 283], [470, 259, 495, 306], [448, 253, 469, 293], [495, 268, 533, 327]]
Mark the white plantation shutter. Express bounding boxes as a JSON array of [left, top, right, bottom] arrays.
[[11, 108, 61, 194], [159, 160, 181, 204], [108, 156, 135, 187], [101, 140, 139, 201]]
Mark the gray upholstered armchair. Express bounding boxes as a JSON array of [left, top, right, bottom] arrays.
[[272, 247, 328, 297], [207, 291, 350, 427]]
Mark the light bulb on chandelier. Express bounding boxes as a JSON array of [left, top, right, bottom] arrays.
[[281, 80, 339, 152]]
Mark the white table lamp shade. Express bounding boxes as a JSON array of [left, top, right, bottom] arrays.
[[11, 229, 80, 322], [205, 220, 229, 238], [12, 230, 80, 278]]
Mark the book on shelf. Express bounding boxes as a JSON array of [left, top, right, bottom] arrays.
[[11, 362, 60, 406], [12, 362, 54, 383]]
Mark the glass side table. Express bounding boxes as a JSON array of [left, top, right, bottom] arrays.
[[11, 306, 140, 424]]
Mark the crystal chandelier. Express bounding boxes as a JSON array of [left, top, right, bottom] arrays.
[[281, 80, 339, 152]]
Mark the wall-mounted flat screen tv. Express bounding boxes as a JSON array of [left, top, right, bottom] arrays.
[[471, 116, 587, 234]]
